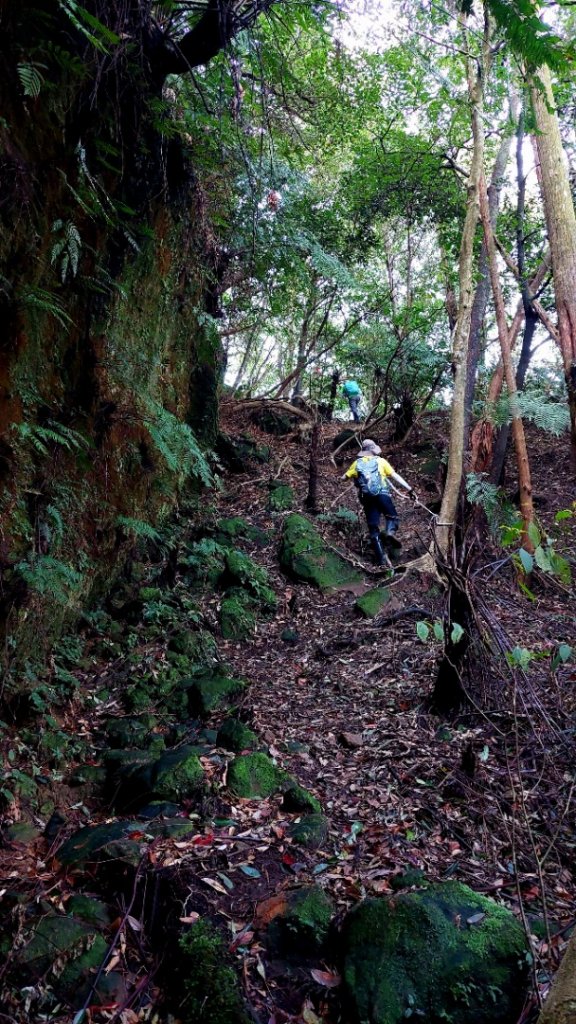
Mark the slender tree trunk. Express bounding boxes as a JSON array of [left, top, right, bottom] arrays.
[[530, 64, 576, 469], [464, 99, 517, 457], [536, 928, 576, 1024], [478, 173, 535, 543], [304, 418, 320, 514], [437, 15, 487, 556]]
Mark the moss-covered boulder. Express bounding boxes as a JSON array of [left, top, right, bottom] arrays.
[[252, 407, 296, 436], [354, 587, 391, 618], [279, 515, 363, 591], [268, 479, 295, 511], [114, 746, 205, 807], [266, 885, 335, 956], [340, 882, 530, 1024], [227, 752, 288, 798], [215, 517, 269, 548], [288, 814, 329, 849], [282, 784, 322, 814], [220, 590, 257, 640], [16, 912, 109, 1002], [101, 713, 159, 749], [170, 919, 252, 1023], [223, 549, 276, 609], [217, 718, 259, 752], [185, 670, 248, 717], [216, 432, 271, 472], [57, 818, 197, 869]]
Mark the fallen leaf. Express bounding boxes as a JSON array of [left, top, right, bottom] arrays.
[[310, 968, 341, 988], [179, 913, 200, 925], [254, 894, 288, 928]]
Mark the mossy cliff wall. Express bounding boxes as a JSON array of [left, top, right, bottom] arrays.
[[0, 2, 224, 691]]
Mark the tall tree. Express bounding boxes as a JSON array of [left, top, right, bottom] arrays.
[[530, 63, 576, 468]]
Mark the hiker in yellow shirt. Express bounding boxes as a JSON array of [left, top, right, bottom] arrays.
[[344, 439, 415, 565]]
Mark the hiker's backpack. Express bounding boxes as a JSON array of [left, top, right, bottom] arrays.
[[356, 457, 387, 496]]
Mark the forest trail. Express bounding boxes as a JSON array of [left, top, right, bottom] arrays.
[[1, 403, 575, 1023]]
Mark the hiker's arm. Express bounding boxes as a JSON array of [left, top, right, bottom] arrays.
[[390, 470, 414, 493], [342, 462, 358, 481]]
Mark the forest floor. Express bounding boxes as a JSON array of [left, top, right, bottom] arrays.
[[1, 403, 575, 1024]]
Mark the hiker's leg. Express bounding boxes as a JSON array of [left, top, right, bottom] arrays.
[[378, 493, 399, 536], [364, 501, 386, 564], [349, 396, 360, 422]]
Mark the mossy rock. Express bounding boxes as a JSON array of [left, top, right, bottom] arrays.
[[184, 670, 248, 718], [266, 885, 335, 956], [2, 821, 41, 844], [227, 752, 288, 798], [220, 590, 257, 640], [279, 514, 363, 591], [354, 587, 391, 618], [251, 407, 296, 436], [217, 718, 259, 752], [340, 881, 530, 1024], [57, 818, 197, 868], [114, 746, 205, 807], [215, 517, 269, 548], [16, 912, 109, 1002], [69, 764, 107, 789], [138, 800, 182, 819], [268, 479, 295, 511], [223, 550, 276, 609], [282, 784, 322, 814], [101, 713, 158, 749], [288, 814, 329, 849], [170, 919, 252, 1023], [390, 868, 427, 890], [216, 432, 271, 472]]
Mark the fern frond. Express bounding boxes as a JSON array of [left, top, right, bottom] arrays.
[[491, 393, 569, 435], [17, 62, 45, 98], [16, 555, 83, 605], [143, 401, 213, 487], [115, 516, 162, 542]]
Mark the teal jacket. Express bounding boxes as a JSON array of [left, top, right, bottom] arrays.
[[342, 380, 361, 397]]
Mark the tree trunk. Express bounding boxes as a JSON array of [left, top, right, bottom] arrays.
[[463, 103, 517, 458], [304, 419, 321, 514], [530, 64, 576, 469], [478, 173, 535, 543], [536, 929, 576, 1024], [437, 15, 487, 556]]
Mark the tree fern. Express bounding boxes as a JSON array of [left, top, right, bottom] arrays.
[[491, 393, 569, 435], [15, 421, 89, 456]]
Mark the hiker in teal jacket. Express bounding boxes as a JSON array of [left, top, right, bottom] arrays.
[[342, 378, 361, 422]]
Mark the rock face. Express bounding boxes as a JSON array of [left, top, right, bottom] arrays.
[[279, 514, 363, 590], [340, 882, 529, 1024]]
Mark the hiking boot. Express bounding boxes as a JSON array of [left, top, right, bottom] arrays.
[[371, 535, 388, 566], [381, 529, 401, 550]]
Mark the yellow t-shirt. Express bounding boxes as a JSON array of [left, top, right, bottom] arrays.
[[345, 455, 395, 485]]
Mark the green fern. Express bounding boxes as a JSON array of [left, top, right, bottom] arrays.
[[491, 393, 569, 436], [16, 556, 84, 605], [143, 401, 213, 487], [19, 287, 73, 329], [115, 516, 163, 542], [466, 472, 517, 536], [58, 0, 120, 53], [50, 219, 82, 281], [14, 421, 89, 457], [17, 62, 46, 98]]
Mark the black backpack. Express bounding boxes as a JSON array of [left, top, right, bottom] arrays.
[[356, 456, 386, 496]]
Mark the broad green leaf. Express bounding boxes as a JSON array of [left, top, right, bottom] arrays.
[[239, 864, 261, 878], [416, 620, 430, 642], [518, 548, 534, 573], [558, 644, 572, 663], [450, 622, 464, 644], [433, 621, 444, 641], [534, 545, 552, 573], [555, 509, 573, 522]]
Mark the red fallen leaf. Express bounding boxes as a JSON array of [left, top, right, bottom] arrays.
[[191, 834, 214, 846], [310, 968, 341, 988], [229, 929, 254, 952], [282, 853, 296, 866]]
